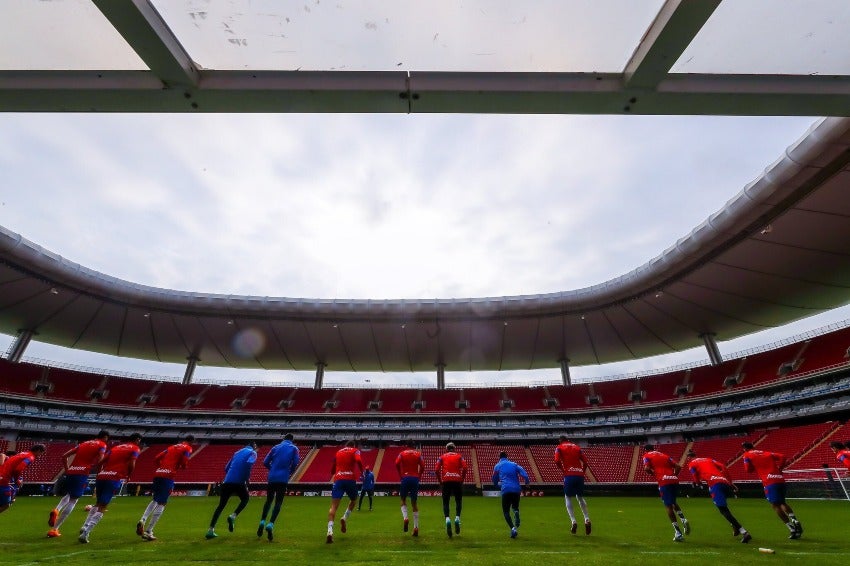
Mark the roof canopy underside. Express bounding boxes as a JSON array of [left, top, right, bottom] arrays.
[[2, 1, 850, 371]]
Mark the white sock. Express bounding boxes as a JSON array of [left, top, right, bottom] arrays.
[[564, 496, 577, 523], [147, 504, 165, 533], [413, 511, 419, 528], [56, 494, 71, 512], [83, 506, 98, 530], [672, 522, 681, 533], [87, 511, 104, 533], [342, 509, 351, 521], [577, 496, 590, 521], [54, 499, 77, 529], [140, 500, 157, 523], [327, 520, 334, 534], [401, 505, 408, 520]]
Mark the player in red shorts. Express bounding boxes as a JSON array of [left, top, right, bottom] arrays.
[[831, 441, 850, 471], [686, 451, 751, 543], [642, 444, 689, 541], [137, 434, 194, 541], [77, 433, 142, 543], [741, 442, 802, 539], [395, 446, 425, 536], [326, 440, 363, 543], [554, 436, 591, 535], [48, 430, 109, 538], [0, 444, 46, 515], [435, 442, 467, 538]]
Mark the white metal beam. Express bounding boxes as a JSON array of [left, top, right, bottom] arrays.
[[2, 70, 849, 115], [624, 0, 722, 89], [92, 0, 199, 87]]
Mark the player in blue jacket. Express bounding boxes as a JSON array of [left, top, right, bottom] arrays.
[[358, 466, 376, 511], [257, 433, 300, 540], [206, 442, 258, 539], [492, 452, 530, 539]]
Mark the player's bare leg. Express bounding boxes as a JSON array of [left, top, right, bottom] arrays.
[[326, 498, 342, 543]]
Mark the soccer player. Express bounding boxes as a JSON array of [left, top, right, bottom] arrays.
[[686, 450, 751, 543], [137, 434, 194, 541], [326, 440, 363, 543], [48, 430, 110, 538], [0, 444, 46, 515], [257, 433, 300, 541], [357, 466, 375, 512], [642, 444, 690, 541], [395, 446, 425, 536], [435, 442, 467, 538], [554, 435, 591, 535], [741, 442, 803, 538], [78, 433, 142, 543], [491, 452, 529, 539], [831, 440, 850, 470], [206, 442, 258, 539]]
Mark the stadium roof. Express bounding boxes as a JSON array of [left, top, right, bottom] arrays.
[[1, 1, 850, 375]]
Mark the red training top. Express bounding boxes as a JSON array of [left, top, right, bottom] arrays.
[[688, 458, 731, 487], [554, 442, 587, 477], [836, 449, 850, 471], [643, 450, 679, 486], [65, 439, 108, 476], [0, 451, 37, 486], [742, 449, 786, 486], [435, 451, 467, 483], [395, 449, 424, 479], [153, 442, 193, 479], [331, 446, 363, 482], [97, 442, 141, 481]]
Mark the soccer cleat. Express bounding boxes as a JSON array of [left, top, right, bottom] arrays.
[[48, 509, 58, 527], [205, 530, 218, 539], [141, 531, 157, 541], [454, 517, 461, 535], [257, 521, 265, 538], [340, 517, 347, 533], [585, 520, 592, 535], [789, 531, 801, 540], [673, 533, 684, 542], [682, 520, 690, 535], [78, 532, 89, 544], [570, 522, 578, 535], [740, 532, 752, 544], [47, 529, 61, 538], [227, 514, 236, 532], [266, 523, 274, 542], [404, 518, 409, 532], [794, 521, 803, 535], [446, 519, 453, 538], [510, 527, 518, 539], [136, 521, 145, 537], [412, 527, 419, 537], [326, 533, 333, 544]]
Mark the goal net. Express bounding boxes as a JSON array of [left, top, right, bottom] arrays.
[[783, 468, 850, 501]]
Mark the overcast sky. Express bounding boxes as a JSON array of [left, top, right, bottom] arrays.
[[3, 112, 850, 387]]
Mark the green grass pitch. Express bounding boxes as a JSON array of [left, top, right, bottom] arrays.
[[0, 495, 846, 565]]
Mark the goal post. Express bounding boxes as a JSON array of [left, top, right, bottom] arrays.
[[782, 467, 850, 501]]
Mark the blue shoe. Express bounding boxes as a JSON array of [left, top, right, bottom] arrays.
[[510, 527, 518, 539], [454, 517, 461, 535], [446, 519, 452, 538], [265, 523, 274, 541], [205, 529, 218, 540]]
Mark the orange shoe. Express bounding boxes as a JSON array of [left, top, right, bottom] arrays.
[[48, 509, 58, 527], [47, 529, 61, 538]]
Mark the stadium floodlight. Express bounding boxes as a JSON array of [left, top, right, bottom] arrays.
[[6, 329, 34, 363], [700, 333, 723, 366], [560, 358, 572, 387]]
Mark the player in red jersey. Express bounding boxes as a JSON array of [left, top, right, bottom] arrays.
[[0, 444, 46, 515], [48, 430, 109, 538], [554, 436, 591, 535], [642, 444, 689, 541], [435, 442, 467, 538], [741, 442, 802, 538], [831, 441, 850, 470], [326, 440, 363, 543], [686, 451, 751, 543], [395, 446, 425, 536], [137, 434, 194, 541], [77, 433, 142, 543]]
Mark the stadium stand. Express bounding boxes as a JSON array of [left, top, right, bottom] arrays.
[[14, 440, 75, 483], [377, 389, 417, 412], [474, 444, 536, 484], [529, 445, 561, 483], [788, 421, 850, 470], [504, 386, 548, 411], [461, 388, 504, 413], [418, 389, 460, 413], [333, 389, 378, 413], [583, 446, 633, 483]]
